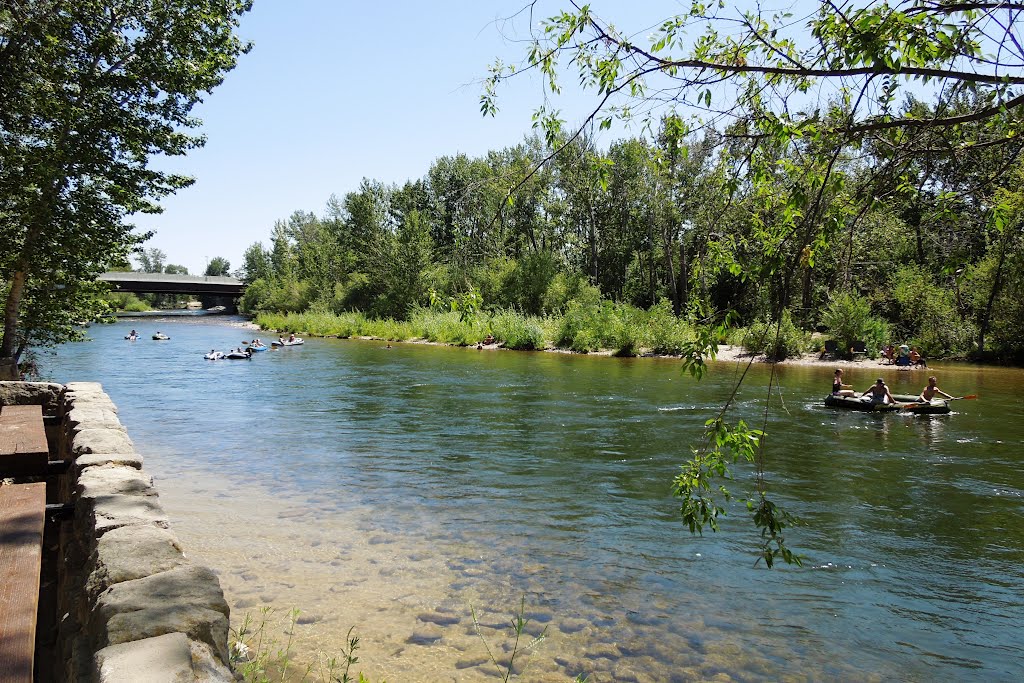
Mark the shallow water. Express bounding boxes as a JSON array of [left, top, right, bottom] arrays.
[[40, 318, 1024, 682]]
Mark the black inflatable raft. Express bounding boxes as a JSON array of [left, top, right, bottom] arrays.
[[824, 394, 951, 415]]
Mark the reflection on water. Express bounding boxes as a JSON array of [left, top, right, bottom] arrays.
[[41, 318, 1024, 682]]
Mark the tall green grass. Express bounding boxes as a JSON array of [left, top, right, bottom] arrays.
[[254, 301, 702, 358], [254, 311, 417, 341], [489, 310, 547, 350]]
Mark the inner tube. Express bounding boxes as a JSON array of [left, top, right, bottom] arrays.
[[204, 352, 223, 360], [224, 351, 251, 360]]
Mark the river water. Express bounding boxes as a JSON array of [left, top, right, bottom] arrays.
[[39, 317, 1024, 682]]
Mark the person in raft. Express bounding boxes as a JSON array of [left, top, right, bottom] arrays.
[[861, 378, 896, 404], [832, 369, 856, 396], [917, 376, 954, 403]]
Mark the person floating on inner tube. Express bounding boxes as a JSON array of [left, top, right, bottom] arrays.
[[917, 376, 953, 403], [861, 378, 896, 404]]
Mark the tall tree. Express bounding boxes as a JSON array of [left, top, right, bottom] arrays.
[[204, 257, 231, 277], [240, 242, 272, 283], [0, 0, 251, 378], [136, 248, 167, 274]]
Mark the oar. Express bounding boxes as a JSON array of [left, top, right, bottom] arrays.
[[902, 394, 978, 410]]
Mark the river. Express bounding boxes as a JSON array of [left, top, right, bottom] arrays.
[[38, 317, 1024, 682]]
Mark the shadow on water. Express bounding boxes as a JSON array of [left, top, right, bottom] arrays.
[[40, 319, 1024, 682]]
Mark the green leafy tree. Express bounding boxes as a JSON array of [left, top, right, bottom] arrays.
[[136, 248, 167, 274], [240, 243, 273, 283], [205, 257, 232, 277], [0, 0, 251, 378]]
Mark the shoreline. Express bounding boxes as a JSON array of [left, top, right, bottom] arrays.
[[263, 325, 926, 372]]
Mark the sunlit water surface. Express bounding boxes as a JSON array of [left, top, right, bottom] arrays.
[[39, 318, 1024, 682]]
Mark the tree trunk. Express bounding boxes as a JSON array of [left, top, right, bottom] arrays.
[[0, 266, 28, 379], [802, 266, 813, 312], [648, 212, 656, 306], [977, 231, 1010, 354], [678, 240, 687, 315], [586, 194, 598, 284], [663, 230, 678, 314]]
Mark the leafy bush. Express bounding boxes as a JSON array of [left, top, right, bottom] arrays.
[[553, 293, 650, 355], [490, 310, 547, 350], [608, 304, 645, 356], [641, 299, 694, 355], [484, 252, 560, 316], [820, 292, 889, 358], [104, 292, 150, 312], [542, 272, 592, 314], [724, 325, 748, 348], [240, 276, 314, 314], [884, 265, 974, 358], [741, 309, 811, 361]]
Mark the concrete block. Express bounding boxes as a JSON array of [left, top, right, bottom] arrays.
[[94, 632, 194, 682], [73, 428, 135, 455], [76, 493, 169, 537], [189, 640, 236, 682], [64, 381, 105, 393], [76, 466, 167, 537], [79, 466, 156, 497], [75, 454, 144, 474], [87, 525, 188, 601], [93, 565, 231, 665], [66, 406, 125, 433], [0, 380, 62, 410]]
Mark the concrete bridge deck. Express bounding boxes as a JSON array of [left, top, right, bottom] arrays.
[[98, 272, 245, 296]]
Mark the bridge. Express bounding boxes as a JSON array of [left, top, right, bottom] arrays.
[[98, 272, 246, 296]]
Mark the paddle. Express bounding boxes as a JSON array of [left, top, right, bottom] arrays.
[[901, 394, 978, 410]]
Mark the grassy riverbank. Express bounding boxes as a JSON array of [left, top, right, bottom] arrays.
[[252, 307, 939, 371], [254, 302, 701, 357]]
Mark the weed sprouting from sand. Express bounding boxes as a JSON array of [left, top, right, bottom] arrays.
[[231, 601, 588, 682], [471, 596, 589, 683]]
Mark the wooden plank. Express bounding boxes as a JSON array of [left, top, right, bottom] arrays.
[[0, 405, 49, 478], [0, 482, 46, 683]]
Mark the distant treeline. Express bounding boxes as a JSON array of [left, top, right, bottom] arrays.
[[236, 123, 1024, 362]]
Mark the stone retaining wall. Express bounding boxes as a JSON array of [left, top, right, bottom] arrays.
[[0, 381, 234, 682]]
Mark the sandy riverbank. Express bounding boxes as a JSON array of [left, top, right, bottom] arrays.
[[710, 344, 910, 370], [264, 322, 924, 372]]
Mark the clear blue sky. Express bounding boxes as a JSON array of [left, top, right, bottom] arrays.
[[132, 1, 734, 275]]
